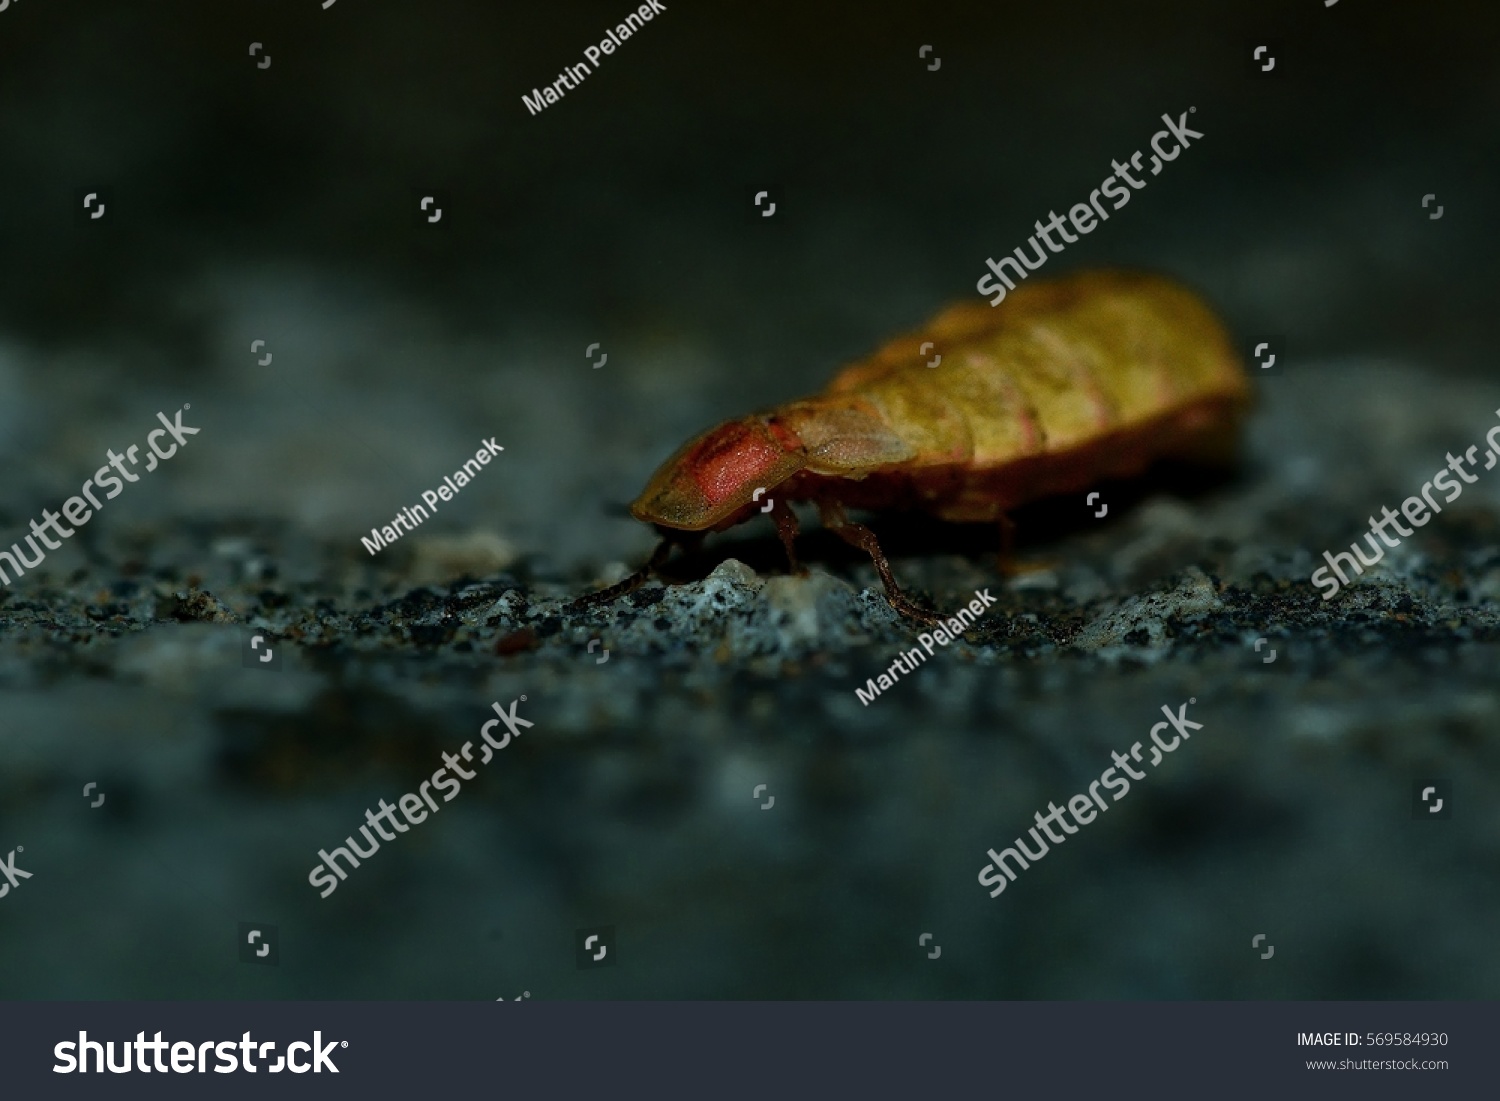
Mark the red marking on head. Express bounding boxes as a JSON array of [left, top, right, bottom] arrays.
[[690, 423, 792, 507], [631, 416, 807, 530]]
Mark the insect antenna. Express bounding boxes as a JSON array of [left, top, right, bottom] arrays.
[[565, 537, 677, 613]]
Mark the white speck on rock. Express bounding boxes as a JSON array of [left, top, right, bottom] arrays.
[[1073, 567, 1223, 661], [760, 571, 859, 650]]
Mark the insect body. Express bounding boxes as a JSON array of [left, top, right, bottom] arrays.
[[580, 270, 1252, 620]]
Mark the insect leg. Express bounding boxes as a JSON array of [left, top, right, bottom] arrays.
[[768, 497, 805, 575], [566, 537, 677, 612], [816, 500, 941, 625], [995, 514, 1056, 578], [997, 513, 1016, 574]]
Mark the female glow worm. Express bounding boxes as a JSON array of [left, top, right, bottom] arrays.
[[575, 270, 1253, 622]]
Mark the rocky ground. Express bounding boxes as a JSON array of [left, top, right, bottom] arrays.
[[2, 358, 1499, 999]]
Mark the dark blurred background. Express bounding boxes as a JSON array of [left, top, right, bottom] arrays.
[[0, 0, 1494, 559], [0, 0, 1498, 1000], [1, 0, 1495, 563]]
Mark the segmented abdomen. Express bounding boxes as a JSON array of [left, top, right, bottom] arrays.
[[814, 270, 1251, 518]]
